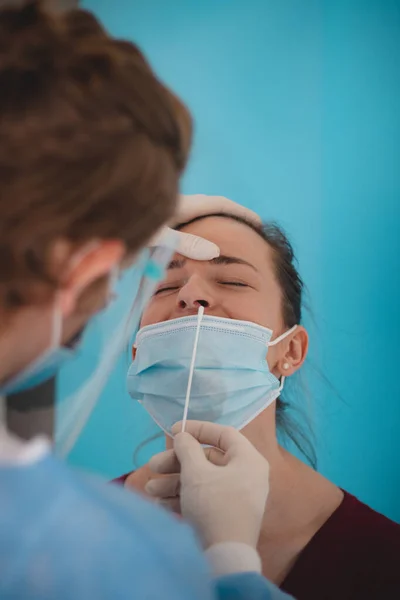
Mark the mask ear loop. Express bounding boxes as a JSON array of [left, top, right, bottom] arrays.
[[278, 375, 286, 393], [181, 305, 205, 433], [268, 324, 297, 347]]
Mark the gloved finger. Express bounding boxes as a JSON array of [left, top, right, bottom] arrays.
[[145, 474, 180, 499], [176, 194, 262, 226], [149, 227, 219, 261], [172, 420, 252, 459], [174, 230, 219, 260], [149, 448, 180, 475], [149, 445, 225, 474], [157, 497, 181, 515], [204, 445, 227, 466], [173, 432, 210, 472]]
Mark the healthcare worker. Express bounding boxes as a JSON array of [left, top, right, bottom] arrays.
[[0, 2, 293, 599]]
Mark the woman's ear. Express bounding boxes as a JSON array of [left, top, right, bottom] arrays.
[[278, 326, 308, 377]]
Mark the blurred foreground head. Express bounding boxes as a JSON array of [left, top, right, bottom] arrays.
[[0, 0, 192, 320]]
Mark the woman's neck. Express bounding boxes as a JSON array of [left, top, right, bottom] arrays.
[[246, 433, 343, 584], [240, 416, 342, 533]]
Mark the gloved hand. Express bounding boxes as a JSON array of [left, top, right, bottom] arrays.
[[146, 421, 269, 550], [175, 194, 261, 228], [151, 193, 261, 260]]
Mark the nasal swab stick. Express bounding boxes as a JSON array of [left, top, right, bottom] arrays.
[[181, 305, 204, 433]]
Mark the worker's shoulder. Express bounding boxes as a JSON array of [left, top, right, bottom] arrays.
[[69, 463, 213, 595], [1, 452, 212, 599], [69, 460, 200, 556]]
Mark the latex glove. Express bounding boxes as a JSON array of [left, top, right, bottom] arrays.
[[176, 194, 261, 227], [146, 421, 269, 550], [151, 226, 220, 261], [151, 193, 261, 260]]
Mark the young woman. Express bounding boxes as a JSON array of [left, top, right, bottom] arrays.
[[122, 206, 400, 600]]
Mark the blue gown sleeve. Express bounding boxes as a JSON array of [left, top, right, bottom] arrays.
[[215, 572, 294, 600], [0, 453, 294, 600]]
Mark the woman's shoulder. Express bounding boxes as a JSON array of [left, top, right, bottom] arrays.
[[282, 490, 400, 599], [1, 456, 212, 599], [326, 490, 400, 547]]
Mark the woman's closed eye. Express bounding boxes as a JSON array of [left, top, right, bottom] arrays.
[[154, 284, 180, 296], [153, 276, 253, 296], [218, 280, 249, 288]]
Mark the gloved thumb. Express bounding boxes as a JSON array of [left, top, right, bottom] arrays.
[[174, 230, 219, 260], [173, 432, 207, 472], [149, 227, 219, 261]]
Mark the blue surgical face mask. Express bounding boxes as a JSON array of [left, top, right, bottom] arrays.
[[0, 304, 74, 397], [127, 313, 297, 435], [0, 267, 119, 399]]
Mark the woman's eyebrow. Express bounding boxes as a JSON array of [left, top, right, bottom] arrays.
[[210, 255, 258, 272], [167, 255, 258, 272], [168, 258, 186, 270]]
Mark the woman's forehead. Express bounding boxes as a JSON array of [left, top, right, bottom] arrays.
[[176, 216, 273, 271]]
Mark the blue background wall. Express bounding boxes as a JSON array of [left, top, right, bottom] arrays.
[[73, 0, 400, 522]]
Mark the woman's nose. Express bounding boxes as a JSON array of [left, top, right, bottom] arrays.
[[176, 276, 214, 311]]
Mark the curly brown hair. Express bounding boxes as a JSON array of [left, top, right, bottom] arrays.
[[0, 1, 192, 314]]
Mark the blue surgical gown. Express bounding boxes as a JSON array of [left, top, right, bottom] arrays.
[[0, 452, 292, 599]]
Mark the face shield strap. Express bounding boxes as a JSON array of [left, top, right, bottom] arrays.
[[54, 242, 175, 458]]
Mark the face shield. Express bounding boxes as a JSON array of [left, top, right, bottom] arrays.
[[54, 232, 176, 457]]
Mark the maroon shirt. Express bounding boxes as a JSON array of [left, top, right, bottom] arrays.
[[281, 491, 400, 599], [114, 474, 400, 599]]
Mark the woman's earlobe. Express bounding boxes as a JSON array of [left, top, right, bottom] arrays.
[[278, 359, 294, 377]]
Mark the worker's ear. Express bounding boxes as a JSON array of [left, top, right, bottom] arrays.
[[54, 239, 125, 316]]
